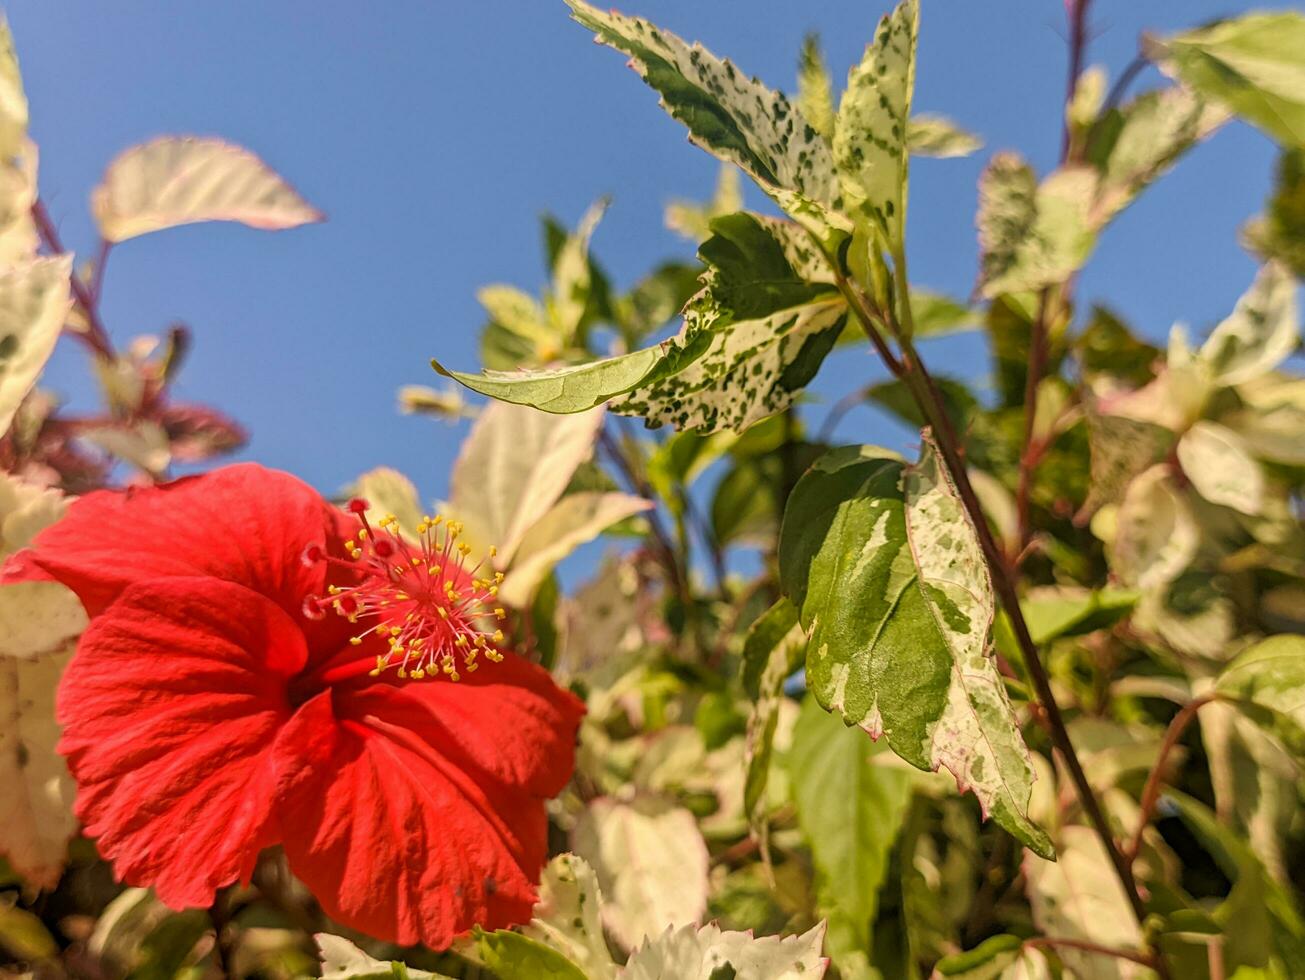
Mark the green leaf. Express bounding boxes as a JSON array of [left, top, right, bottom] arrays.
[[434, 330, 712, 415], [1243, 148, 1305, 277], [977, 154, 1098, 298], [622, 922, 828, 980], [317, 934, 446, 979], [475, 930, 587, 980], [1176, 419, 1265, 514], [0, 255, 73, 438], [523, 854, 616, 980], [797, 34, 836, 144], [933, 935, 1052, 980], [741, 596, 803, 698], [1217, 634, 1305, 756], [1089, 85, 1226, 224], [1166, 791, 1305, 977], [833, 0, 918, 249], [1148, 11, 1305, 148], [1199, 260, 1299, 386], [788, 695, 910, 969], [907, 113, 983, 158], [613, 214, 847, 433], [565, 0, 845, 239], [91, 136, 323, 243], [1018, 586, 1138, 646], [911, 289, 978, 338], [779, 439, 1051, 859], [571, 795, 709, 950]]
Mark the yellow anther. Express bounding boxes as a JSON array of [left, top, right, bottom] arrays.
[[488, 545, 498, 558], [350, 637, 362, 646], [397, 667, 407, 679], [411, 667, 425, 679], [492, 629, 504, 643], [495, 572, 505, 583], [345, 539, 356, 551], [494, 608, 506, 620], [351, 548, 363, 559]]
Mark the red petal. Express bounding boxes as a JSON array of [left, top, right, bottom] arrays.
[[19, 463, 331, 621], [58, 576, 308, 908], [279, 658, 584, 948]]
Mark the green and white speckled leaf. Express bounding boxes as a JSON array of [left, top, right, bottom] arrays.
[[565, 0, 847, 241], [0, 18, 28, 161], [433, 329, 712, 416], [978, 154, 1098, 298], [797, 34, 835, 145], [523, 854, 616, 980], [778, 440, 1051, 858], [1148, 11, 1305, 148], [833, 0, 918, 249], [907, 114, 983, 159], [317, 934, 445, 980], [1199, 260, 1299, 386], [613, 213, 846, 433], [1109, 464, 1199, 590], [1090, 86, 1227, 223]]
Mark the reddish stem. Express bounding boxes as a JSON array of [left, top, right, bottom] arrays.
[[31, 198, 115, 359], [1028, 936, 1158, 969], [1126, 693, 1219, 864]]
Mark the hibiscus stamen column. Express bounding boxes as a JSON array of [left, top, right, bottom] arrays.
[[303, 499, 508, 682]]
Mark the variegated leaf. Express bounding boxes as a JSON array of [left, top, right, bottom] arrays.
[[797, 34, 835, 145], [0, 255, 73, 438], [1199, 261, 1299, 386], [0, 650, 76, 890], [908, 114, 983, 159], [0, 17, 27, 161], [565, 0, 846, 241], [1090, 86, 1228, 223], [779, 439, 1051, 857], [1109, 464, 1199, 589], [833, 0, 918, 249], [551, 198, 607, 342], [622, 922, 828, 980], [613, 212, 845, 433], [523, 854, 616, 980], [978, 155, 1098, 298]]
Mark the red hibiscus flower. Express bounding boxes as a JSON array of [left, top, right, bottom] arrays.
[[9, 463, 584, 949]]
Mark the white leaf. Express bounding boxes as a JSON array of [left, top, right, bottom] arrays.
[[0, 255, 73, 438], [498, 491, 650, 607], [525, 854, 617, 980], [0, 650, 76, 889], [448, 401, 604, 562], [92, 136, 323, 243], [1110, 464, 1198, 589], [80, 419, 171, 477], [0, 17, 28, 161], [621, 922, 827, 980], [0, 473, 84, 659], [1176, 420, 1265, 514], [572, 796, 709, 950], [1024, 827, 1146, 980], [316, 934, 442, 979], [551, 199, 607, 341]]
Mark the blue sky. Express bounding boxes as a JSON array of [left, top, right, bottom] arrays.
[[16, 1, 1279, 507]]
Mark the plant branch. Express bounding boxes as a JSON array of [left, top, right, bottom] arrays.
[[1126, 692, 1219, 864], [1027, 936, 1158, 969], [207, 887, 236, 979], [31, 198, 114, 359], [838, 268, 1156, 954]]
